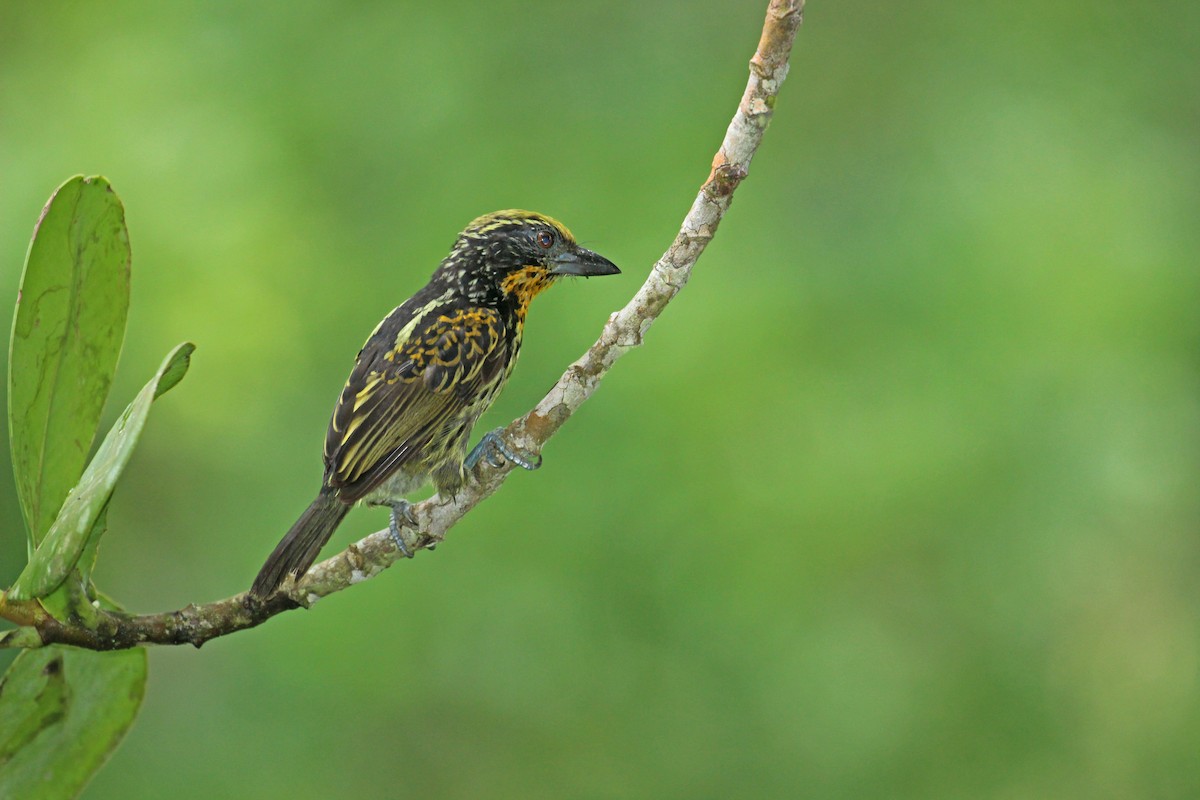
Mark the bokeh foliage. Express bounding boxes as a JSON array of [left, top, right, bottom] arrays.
[[1, 0, 1197, 797]]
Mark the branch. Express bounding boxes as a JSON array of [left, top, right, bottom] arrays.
[[0, 0, 806, 650]]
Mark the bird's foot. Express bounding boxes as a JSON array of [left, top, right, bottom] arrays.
[[465, 428, 542, 471], [387, 500, 418, 558]]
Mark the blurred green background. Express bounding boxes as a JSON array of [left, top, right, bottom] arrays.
[[2, 1, 1198, 797]]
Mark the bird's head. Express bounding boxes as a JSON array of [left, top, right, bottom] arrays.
[[444, 210, 620, 309]]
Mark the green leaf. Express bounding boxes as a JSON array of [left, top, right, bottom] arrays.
[[0, 650, 67, 767], [8, 343, 195, 600], [0, 646, 147, 800], [8, 176, 131, 552]]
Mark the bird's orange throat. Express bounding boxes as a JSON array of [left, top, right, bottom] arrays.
[[500, 266, 555, 318]]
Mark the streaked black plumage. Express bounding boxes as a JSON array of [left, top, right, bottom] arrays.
[[250, 211, 619, 598]]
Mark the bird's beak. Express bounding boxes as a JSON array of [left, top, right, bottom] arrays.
[[550, 247, 621, 277]]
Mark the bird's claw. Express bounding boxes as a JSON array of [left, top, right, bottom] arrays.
[[388, 500, 417, 558], [465, 428, 542, 471]]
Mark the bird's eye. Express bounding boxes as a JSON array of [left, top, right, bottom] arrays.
[[536, 230, 554, 249]]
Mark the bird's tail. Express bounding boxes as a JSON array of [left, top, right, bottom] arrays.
[[250, 489, 350, 599]]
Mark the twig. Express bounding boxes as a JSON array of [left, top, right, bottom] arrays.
[[0, 0, 805, 650]]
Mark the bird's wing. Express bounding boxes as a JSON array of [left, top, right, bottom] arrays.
[[324, 305, 507, 501]]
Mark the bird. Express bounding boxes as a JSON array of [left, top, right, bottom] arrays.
[[249, 210, 620, 598]]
